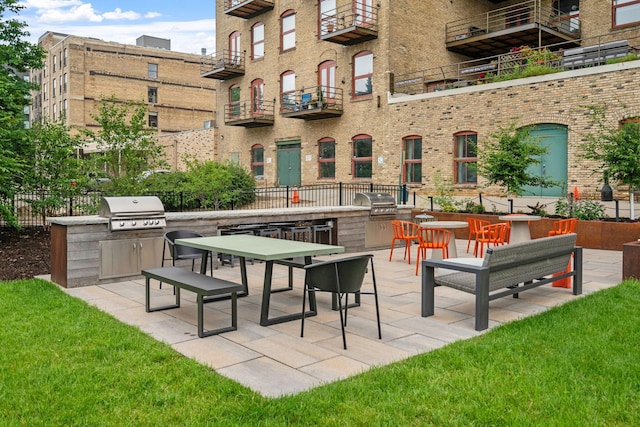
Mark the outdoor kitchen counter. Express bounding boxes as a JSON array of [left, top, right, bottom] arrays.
[[47, 205, 413, 288]]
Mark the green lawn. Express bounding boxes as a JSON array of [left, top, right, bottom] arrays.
[[1, 278, 639, 426]]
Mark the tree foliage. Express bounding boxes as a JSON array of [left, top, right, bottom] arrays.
[[477, 123, 556, 197], [23, 120, 86, 228], [178, 159, 256, 210], [580, 104, 640, 194], [81, 96, 167, 196], [0, 0, 46, 226]]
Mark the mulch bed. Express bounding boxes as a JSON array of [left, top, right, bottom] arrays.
[[0, 227, 51, 281]]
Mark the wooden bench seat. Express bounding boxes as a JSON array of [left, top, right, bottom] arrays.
[[421, 234, 582, 331], [142, 267, 243, 338]]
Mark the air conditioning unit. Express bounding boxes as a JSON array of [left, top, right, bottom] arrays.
[[203, 120, 212, 129]]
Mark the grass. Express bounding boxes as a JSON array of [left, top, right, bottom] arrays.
[[1, 279, 640, 426]]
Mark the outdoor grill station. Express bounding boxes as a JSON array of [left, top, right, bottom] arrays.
[[48, 194, 411, 288]]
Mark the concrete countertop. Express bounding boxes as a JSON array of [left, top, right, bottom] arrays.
[[47, 205, 414, 226]]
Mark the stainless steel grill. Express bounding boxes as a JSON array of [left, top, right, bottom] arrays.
[[99, 196, 166, 231], [353, 192, 398, 216]]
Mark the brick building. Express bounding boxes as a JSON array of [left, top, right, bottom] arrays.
[[206, 1, 638, 199], [30, 31, 217, 161]]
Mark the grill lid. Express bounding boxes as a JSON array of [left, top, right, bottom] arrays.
[[99, 196, 166, 231], [99, 196, 165, 217], [353, 192, 398, 216]]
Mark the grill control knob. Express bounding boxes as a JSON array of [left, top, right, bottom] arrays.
[[143, 219, 149, 226], [119, 221, 125, 227], [131, 220, 136, 227]]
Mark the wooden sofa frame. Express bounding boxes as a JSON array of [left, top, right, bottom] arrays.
[[421, 234, 582, 331]]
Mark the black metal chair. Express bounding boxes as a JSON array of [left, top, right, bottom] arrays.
[[161, 231, 213, 289], [301, 254, 381, 349]]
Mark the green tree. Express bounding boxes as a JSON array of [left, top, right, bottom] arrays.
[[0, 0, 46, 227], [180, 159, 256, 210], [478, 123, 556, 203], [81, 96, 167, 195], [581, 104, 640, 217], [23, 120, 86, 228]]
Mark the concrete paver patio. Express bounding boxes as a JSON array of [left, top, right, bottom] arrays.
[[58, 239, 622, 397]]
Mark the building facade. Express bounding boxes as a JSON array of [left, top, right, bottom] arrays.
[[208, 0, 639, 199], [30, 32, 217, 150]]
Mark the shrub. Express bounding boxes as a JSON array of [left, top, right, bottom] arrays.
[[555, 198, 606, 220]]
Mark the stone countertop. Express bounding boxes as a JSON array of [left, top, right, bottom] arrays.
[[47, 205, 414, 226]]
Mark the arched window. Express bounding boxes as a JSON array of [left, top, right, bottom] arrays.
[[228, 84, 241, 118], [280, 70, 296, 110], [318, 137, 336, 179], [403, 135, 422, 184], [453, 131, 478, 184], [352, 134, 372, 179], [251, 79, 264, 114], [353, 51, 373, 99], [252, 22, 264, 60], [281, 10, 296, 52], [229, 31, 241, 63], [318, 60, 336, 101], [251, 144, 264, 179]]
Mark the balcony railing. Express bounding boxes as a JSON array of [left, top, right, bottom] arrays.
[[224, 99, 275, 128], [280, 86, 343, 120], [391, 30, 640, 96], [446, 0, 579, 57], [224, 0, 274, 19], [320, 1, 378, 46], [200, 50, 245, 80]]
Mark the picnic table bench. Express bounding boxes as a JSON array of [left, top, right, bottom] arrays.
[[421, 234, 582, 331], [142, 267, 243, 338]]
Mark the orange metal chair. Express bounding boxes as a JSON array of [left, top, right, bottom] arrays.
[[466, 218, 490, 253], [474, 223, 508, 257], [389, 220, 419, 264], [548, 218, 578, 288], [415, 227, 451, 275], [548, 218, 577, 236]]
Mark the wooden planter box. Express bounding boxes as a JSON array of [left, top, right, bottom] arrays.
[[414, 211, 640, 251]]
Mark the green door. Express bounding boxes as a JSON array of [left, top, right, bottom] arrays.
[[277, 142, 301, 186], [522, 124, 568, 197]]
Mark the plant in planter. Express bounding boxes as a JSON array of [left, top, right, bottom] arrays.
[[477, 123, 558, 212], [580, 104, 640, 218], [555, 197, 606, 220]]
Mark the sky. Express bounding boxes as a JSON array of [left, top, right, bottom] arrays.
[[16, 0, 216, 55]]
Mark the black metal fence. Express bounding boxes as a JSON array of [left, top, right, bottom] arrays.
[[1, 183, 411, 228]]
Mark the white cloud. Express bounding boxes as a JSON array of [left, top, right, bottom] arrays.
[[144, 12, 162, 19], [102, 8, 140, 21], [36, 3, 103, 23]]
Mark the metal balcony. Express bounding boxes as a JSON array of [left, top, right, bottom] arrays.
[[319, 2, 378, 46], [280, 86, 343, 121], [224, 0, 274, 19], [446, 0, 580, 58], [200, 50, 245, 80], [224, 100, 275, 128]]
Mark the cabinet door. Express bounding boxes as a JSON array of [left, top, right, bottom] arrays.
[[99, 239, 138, 279], [138, 237, 164, 271]]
